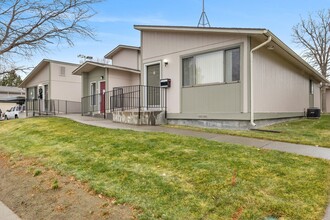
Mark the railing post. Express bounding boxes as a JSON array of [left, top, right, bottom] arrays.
[[138, 85, 141, 119], [38, 99, 41, 115], [112, 89, 115, 112], [103, 92, 106, 119], [32, 99, 35, 117], [53, 100, 56, 115], [81, 97, 83, 116], [65, 100, 68, 114], [165, 88, 167, 119], [26, 99, 28, 117]]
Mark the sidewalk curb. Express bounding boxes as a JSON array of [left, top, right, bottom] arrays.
[[0, 201, 20, 220]]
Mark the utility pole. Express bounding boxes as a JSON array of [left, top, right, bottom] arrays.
[[198, 0, 210, 27]]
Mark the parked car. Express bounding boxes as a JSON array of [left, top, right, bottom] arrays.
[[4, 105, 25, 120]]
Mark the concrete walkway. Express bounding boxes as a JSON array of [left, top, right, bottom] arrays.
[[0, 202, 20, 220]]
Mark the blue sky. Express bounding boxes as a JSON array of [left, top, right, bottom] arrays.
[[23, 0, 329, 78]]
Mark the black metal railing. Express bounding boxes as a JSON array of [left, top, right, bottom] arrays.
[[81, 85, 167, 119], [26, 99, 81, 117]]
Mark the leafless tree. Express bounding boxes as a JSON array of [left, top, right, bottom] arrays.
[[0, 0, 101, 75], [293, 9, 330, 78], [293, 9, 330, 112]]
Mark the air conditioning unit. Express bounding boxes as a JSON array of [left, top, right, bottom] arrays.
[[307, 107, 320, 118]]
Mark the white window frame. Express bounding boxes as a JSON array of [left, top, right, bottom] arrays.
[[90, 81, 97, 106], [182, 47, 241, 87]]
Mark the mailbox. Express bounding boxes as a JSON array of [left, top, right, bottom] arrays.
[[160, 78, 171, 88]]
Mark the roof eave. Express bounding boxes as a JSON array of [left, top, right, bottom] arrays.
[[263, 31, 329, 83], [134, 25, 267, 35], [73, 62, 140, 75], [19, 59, 50, 88], [104, 45, 141, 59]]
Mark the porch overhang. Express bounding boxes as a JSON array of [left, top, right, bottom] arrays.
[[72, 61, 140, 75]]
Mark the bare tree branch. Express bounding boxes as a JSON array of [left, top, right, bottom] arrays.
[[0, 0, 101, 71], [292, 9, 330, 78]]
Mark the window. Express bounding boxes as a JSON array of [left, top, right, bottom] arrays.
[[183, 57, 194, 86], [90, 82, 96, 105], [182, 48, 240, 87], [225, 48, 240, 82], [27, 87, 37, 100], [60, 66, 65, 76]]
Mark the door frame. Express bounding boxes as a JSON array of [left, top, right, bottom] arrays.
[[144, 61, 162, 109], [99, 80, 106, 113], [90, 81, 97, 107]]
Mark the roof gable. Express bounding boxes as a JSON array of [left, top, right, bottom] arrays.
[[104, 45, 140, 59], [20, 59, 78, 88]]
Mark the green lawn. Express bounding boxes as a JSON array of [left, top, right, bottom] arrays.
[[167, 115, 330, 148], [0, 117, 330, 219]]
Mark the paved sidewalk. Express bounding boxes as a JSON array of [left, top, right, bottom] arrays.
[[0, 201, 20, 220]]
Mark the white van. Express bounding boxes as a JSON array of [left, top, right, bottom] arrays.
[[4, 105, 25, 120]]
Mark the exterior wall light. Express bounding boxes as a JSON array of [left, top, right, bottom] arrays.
[[163, 59, 169, 66], [267, 45, 275, 50]]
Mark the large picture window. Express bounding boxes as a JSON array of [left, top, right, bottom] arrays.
[[183, 48, 240, 86]]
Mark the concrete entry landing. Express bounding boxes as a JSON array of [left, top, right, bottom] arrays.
[[112, 110, 166, 125]]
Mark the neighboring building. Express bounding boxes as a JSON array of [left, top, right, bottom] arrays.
[[0, 86, 25, 113], [133, 25, 329, 128], [20, 59, 80, 102], [74, 45, 140, 116], [20, 59, 81, 115]]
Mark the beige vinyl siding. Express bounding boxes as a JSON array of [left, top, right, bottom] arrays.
[[83, 67, 105, 97], [107, 69, 140, 91], [141, 31, 249, 115], [112, 49, 140, 70], [314, 83, 321, 108], [24, 64, 49, 88], [51, 81, 81, 102], [326, 90, 330, 113], [50, 62, 80, 102], [82, 67, 139, 96], [182, 83, 241, 113], [253, 47, 310, 113]]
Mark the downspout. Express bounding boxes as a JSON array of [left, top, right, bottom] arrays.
[[250, 35, 272, 126]]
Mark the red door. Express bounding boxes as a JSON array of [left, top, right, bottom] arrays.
[[100, 81, 106, 114]]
